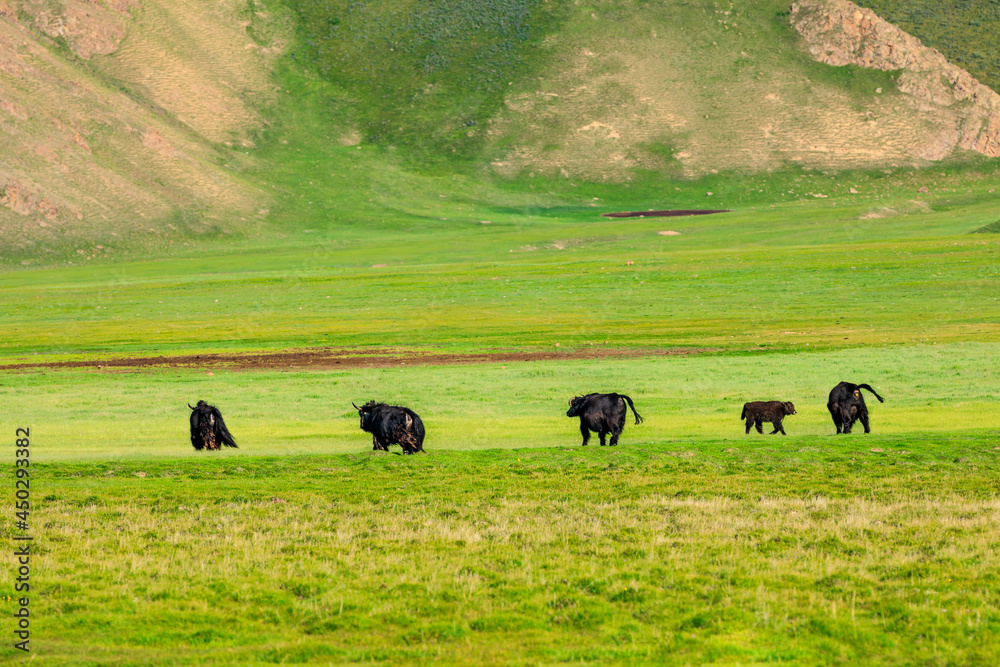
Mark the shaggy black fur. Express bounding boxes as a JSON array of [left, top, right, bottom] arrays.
[[566, 393, 643, 446], [741, 401, 796, 435], [189, 400, 238, 450], [827, 382, 884, 434], [353, 401, 425, 454]]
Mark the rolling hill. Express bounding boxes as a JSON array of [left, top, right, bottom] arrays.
[[0, 0, 285, 259], [1, 0, 999, 261]]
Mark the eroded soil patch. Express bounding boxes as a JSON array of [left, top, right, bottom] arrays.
[[0, 347, 713, 372], [602, 210, 731, 218]]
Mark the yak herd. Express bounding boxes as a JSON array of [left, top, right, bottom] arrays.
[[189, 381, 885, 453]]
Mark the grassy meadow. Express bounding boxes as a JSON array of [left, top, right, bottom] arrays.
[[4, 0, 1000, 663], [19, 441, 1000, 665], [5, 190, 1000, 662], [4, 342, 1000, 461], [3, 171, 1000, 359]]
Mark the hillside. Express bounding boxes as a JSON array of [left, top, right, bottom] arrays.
[[856, 0, 1000, 96], [2, 0, 1000, 260], [286, 0, 1000, 180], [481, 0, 1000, 180], [791, 0, 1000, 158], [0, 0, 286, 260]]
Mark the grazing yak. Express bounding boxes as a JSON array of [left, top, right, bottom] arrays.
[[741, 401, 796, 435], [353, 401, 425, 454], [827, 382, 884, 434], [566, 393, 643, 446], [189, 401, 238, 450]]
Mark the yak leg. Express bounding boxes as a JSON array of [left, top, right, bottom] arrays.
[[745, 418, 753, 434], [200, 425, 218, 450], [608, 420, 620, 445], [609, 415, 625, 446], [579, 421, 590, 446], [611, 414, 626, 446], [770, 419, 785, 435], [829, 404, 842, 433], [844, 407, 858, 434], [399, 431, 418, 454], [859, 411, 871, 434], [754, 419, 764, 434], [599, 429, 608, 446]]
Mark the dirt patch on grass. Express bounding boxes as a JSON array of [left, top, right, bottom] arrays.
[[0, 347, 714, 372], [602, 210, 730, 218]]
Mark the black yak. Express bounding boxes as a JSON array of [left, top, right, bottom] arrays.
[[189, 400, 238, 450], [741, 401, 796, 435], [353, 401, 425, 454], [827, 382, 884, 434], [566, 392, 643, 446]]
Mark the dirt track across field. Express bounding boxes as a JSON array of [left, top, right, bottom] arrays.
[[0, 347, 714, 372], [602, 210, 731, 218]]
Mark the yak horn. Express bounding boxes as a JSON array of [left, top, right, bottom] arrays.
[[352, 402, 360, 410], [188, 404, 195, 410]]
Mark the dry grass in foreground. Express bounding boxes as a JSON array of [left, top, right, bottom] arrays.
[[26, 438, 1000, 664]]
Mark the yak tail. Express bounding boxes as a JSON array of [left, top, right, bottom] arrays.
[[621, 394, 644, 425], [855, 383, 885, 403], [212, 407, 239, 448], [740, 403, 747, 420]]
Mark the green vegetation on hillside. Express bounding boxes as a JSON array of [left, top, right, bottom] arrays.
[[6, 0, 1000, 266], [973, 219, 1000, 234], [285, 0, 566, 157], [857, 0, 1000, 93]]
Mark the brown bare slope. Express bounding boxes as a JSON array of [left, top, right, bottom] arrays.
[[0, 0, 286, 259], [486, 0, 1000, 181], [790, 0, 1000, 158]]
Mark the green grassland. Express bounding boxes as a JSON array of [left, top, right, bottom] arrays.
[[12, 441, 1000, 665], [4, 343, 1000, 461], [5, 202, 1000, 662], [4, 0, 1000, 663], [3, 168, 1000, 359]]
